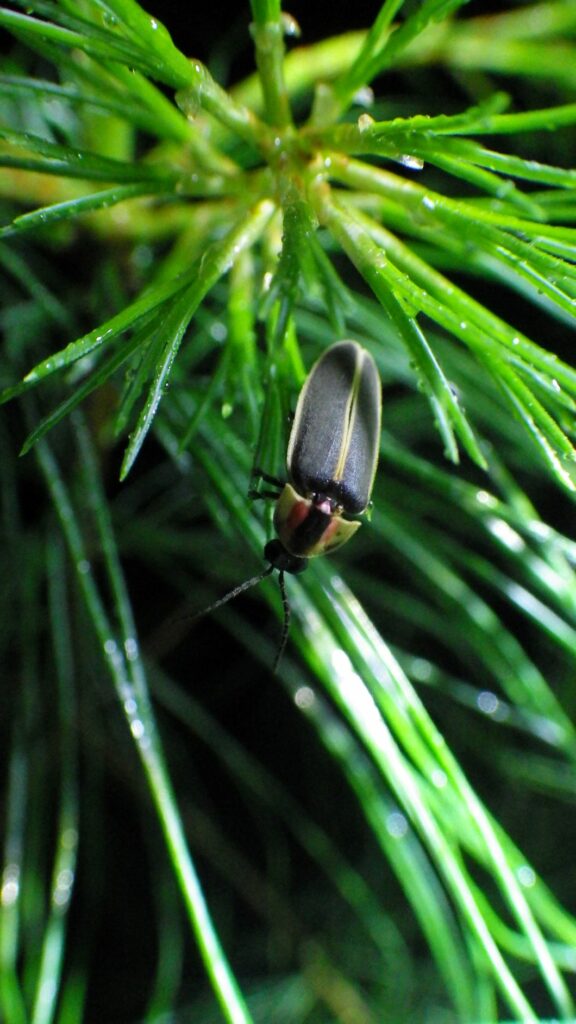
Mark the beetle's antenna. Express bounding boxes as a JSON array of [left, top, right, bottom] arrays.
[[185, 565, 275, 625], [272, 570, 291, 674]]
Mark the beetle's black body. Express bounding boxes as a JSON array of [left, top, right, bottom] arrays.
[[195, 340, 381, 669], [288, 339, 381, 516], [273, 340, 381, 568]]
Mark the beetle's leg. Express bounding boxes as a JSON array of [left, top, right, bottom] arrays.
[[249, 467, 284, 501], [272, 570, 291, 674], [252, 467, 284, 488], [248, 488, 280, 501]]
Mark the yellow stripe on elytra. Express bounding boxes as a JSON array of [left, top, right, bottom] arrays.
[[332, 347, 364, 483]]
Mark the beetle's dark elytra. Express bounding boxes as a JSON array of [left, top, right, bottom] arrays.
[[287, 340, 381, 517]]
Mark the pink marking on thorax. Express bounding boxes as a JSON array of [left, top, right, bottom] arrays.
[[287, 499, 312, 532], [313, 496, 333, 516]]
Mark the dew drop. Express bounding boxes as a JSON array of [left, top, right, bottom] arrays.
[[476, 489, 497, 508], [352, 86, 374, 108], [1, 865, 20, 907], [517, 864, 536, 888], [124, 697, 137, 716], [294, 686, 315, 709], [124, 637, 139, 660], [281, 13, 301, 37], [357, 113, 375, 133], [53, 864, 73, 905], [431, 769, 447, 789], [410, 657, 433, 681], [130, 718, 145, 740], [210, 321, 227, 342], [386, 812, 408, 838], [477, 690, 499, 715], [400, 154, 424, 170]]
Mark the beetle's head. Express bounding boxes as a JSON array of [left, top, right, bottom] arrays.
[[264, 539, 308, 576]]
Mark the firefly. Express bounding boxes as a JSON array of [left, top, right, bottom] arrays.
[[198, 340, 381, 669]]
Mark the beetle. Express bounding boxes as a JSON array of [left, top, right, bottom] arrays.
[[196, 340, 381, 669]]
